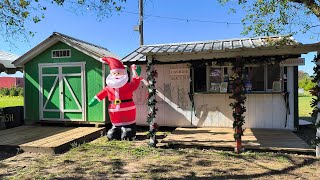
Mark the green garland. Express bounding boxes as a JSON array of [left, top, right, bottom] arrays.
[[229, 57, 247, 142], [310, 55, 320, 147], [146, 58, 159, 147]]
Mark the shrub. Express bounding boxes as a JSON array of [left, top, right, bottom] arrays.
[[18, 87, 24, 97], [0, 88, 10, 96], [9, 88, 18, 97]]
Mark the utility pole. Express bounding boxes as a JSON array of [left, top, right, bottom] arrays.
[[139, 0, 144, 46]]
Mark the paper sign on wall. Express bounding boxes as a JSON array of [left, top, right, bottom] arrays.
[[170, 68, 190, 80]]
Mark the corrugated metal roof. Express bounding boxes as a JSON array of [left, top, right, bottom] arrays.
[[13, 32, 120, 67], [122, 35, 299, 62], [0, 50, 19, 68]]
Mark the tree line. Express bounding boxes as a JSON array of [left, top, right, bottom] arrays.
[[298, 70, 315, 91], [0, 87, 23, 97]]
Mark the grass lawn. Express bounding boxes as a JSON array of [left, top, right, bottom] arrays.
[[298, 95, 314, 117], [0, 96, 23, 108], [0, 138, 319, 179]]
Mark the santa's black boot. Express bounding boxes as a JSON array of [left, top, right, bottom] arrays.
[[107, 126, 121, 140], [121, 123, 137, 141]]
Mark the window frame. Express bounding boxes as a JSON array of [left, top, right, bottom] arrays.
[[193, 63, 282, 93]]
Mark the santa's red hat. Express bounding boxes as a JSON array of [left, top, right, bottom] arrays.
[[100, 57, 125, 70]]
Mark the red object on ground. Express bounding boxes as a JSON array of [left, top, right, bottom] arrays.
[[0, 77, 24, 88]]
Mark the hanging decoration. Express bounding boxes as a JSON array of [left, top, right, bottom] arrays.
[[310, 55, 320, 148], [146, 58, 159, 147], [229, 56, 246, 154]]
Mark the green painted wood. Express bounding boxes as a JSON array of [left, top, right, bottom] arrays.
[[64, 112, 82, 120], [104, 64, 110, 123], [42, 67, 58, 74], [62, 66, 81, 74], [43, 76, 59, 110], [43, 112, 60, 119], [63, 76, 81, 110], [24, 41, 105, 122]]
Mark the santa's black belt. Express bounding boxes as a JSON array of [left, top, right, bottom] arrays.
[[110, 99, 133, 105]]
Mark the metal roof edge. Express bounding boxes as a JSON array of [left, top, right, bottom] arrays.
[[13, 34, 58, 67], [141, 42, 319, 56], [53, 32, 111, 52], [13, 32, 118, 67], [140, 34, 295, 47]]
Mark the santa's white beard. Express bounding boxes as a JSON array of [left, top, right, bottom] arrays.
[[106, 74, 128, 88]]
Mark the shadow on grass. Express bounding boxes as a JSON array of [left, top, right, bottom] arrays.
[[151, 153, 318, 180]]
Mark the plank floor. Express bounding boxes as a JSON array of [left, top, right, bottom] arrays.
[[0, 126, 105, 154], [162, 128, 315, 154]]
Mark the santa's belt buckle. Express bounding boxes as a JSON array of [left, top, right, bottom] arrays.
[[114, 99, 121, 105]]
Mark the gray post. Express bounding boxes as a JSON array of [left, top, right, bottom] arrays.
[[317, 59, 320, 157], [139, 0, 144, 46]]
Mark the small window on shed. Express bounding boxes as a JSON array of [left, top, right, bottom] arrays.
[[52, 49, 71, 58]]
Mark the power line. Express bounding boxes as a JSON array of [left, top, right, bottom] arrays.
[[120, 10, 246, 25]]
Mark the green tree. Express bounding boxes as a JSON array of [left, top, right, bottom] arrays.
[[218, 0, 320, 37], [0, 0, 126, 43], [298, 70, 309, 81], [299, 76, 316, 90]]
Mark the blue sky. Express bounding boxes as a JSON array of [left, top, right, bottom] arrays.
[[0, 0, 318, 77]]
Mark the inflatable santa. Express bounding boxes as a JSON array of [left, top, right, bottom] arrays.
[[89, 57, 141, 140]]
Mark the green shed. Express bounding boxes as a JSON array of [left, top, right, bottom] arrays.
[[13, 32, 119, 125]]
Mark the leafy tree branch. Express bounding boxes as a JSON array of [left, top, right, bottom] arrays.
[[0, 0, 126, 44], [219, 0, 320, 37]]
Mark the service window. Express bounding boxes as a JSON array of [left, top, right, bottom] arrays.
[[267, 63, 281, 92], [209, 67, 222, 92], [246, 65, 265, 92], [194, 65, 207, 92], [193, 62, 282, 93]]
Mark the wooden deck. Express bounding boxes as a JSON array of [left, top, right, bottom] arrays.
[[0, 126, 105, 154], [162, 128, 315, 154]]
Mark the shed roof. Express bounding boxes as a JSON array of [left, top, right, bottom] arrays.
[[122, 35, 319, 63], [0, 50, 19, 69], [13, 32, 120, 67]]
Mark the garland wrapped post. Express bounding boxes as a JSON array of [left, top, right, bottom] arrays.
[[229, 56, 247, 154], [310, 55, 320, 157], [146, 57, 159, 147]]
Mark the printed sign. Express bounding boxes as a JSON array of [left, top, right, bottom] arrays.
[[170, 68, 190, 81], [280, 58, 305, 66], [171, 75, 189, 80], [170, 68, 190, 76], [210, 83, 221, 92]]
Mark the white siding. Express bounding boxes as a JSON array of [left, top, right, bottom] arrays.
[[133, 64, 295, 129]]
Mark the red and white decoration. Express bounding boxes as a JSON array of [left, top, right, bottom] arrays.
[[95, 57, 141, 126]]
